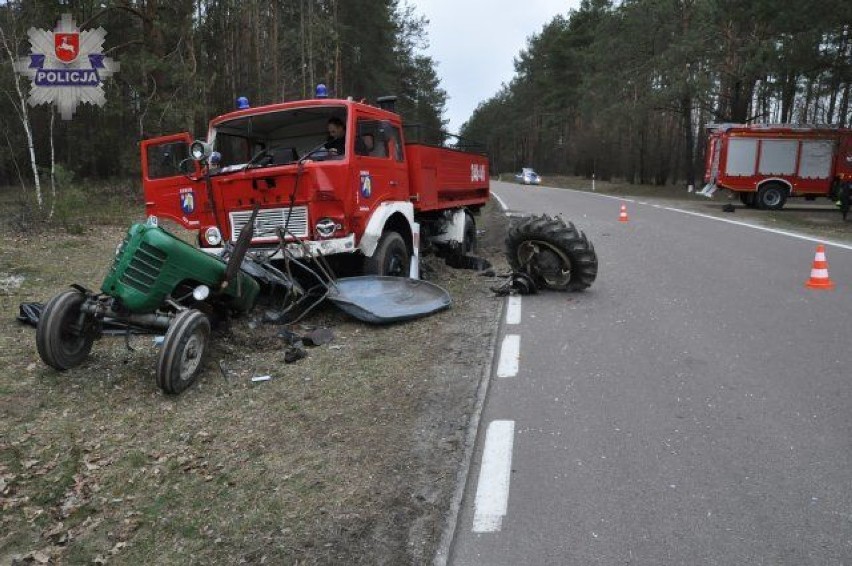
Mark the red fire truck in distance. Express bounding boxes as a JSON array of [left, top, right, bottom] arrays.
[[700, 124, 852, 210], [140, 92, 489, 277]]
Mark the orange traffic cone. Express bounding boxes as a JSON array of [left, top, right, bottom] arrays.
[[618, 204, 629, 223], [805, 244, 835, 290]]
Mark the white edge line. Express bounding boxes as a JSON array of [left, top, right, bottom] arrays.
[[656, 205, 852, 251], [492, 192, 508, 211], [491, 182, 852, 251], [472, 420, 516, 533], [496, 335, 520, 378], [505, 296, 522, 325], [433, 259, 508, 566]]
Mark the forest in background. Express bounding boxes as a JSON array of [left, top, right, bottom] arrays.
[[0, 0, 446, 204], [461, 0, 852, 187]]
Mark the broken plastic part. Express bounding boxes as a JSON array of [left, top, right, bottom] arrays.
[[327, 276, 451, 324]]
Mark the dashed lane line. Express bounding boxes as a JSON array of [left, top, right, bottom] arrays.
[[506, 296, 522, 325], [496, 335, 520, 378], [472, 420, 516, 533]]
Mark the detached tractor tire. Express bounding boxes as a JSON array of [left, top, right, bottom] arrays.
[[756, 183, 788, 210], [36, 289, 95, 370], [363, 231, 410, 277], [506, 215, 598, 291], [156, 309, 211, 394]]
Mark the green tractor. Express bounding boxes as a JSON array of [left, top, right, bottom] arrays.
[[36, 213, 261, 394]]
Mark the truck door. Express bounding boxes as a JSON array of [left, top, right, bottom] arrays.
[[380, 121, 409, 200], [140, 133, 212, 229], [352, 118, 391, 211]]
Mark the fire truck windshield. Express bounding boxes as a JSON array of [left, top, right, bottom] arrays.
[[211, 105, 348, 171]]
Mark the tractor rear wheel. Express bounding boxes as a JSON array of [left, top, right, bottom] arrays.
[[157, 309, 211, 394], [36, 289, 95, 370], [505, 215, 598, 291]]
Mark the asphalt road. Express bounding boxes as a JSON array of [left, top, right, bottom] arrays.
[[450, 181, 852, 566]]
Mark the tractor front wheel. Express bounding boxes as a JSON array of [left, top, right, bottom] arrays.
[[156, 309, 211, 394], [36, 289, 95, 370]]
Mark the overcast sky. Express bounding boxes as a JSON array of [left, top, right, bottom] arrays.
[[409, 0, 582, 134]]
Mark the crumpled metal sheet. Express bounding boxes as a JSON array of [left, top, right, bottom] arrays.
[[327, 276, 451, 324]]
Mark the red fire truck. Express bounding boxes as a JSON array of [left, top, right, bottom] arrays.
[[140, 92, 489, 277], [700, 124, 852, 210]]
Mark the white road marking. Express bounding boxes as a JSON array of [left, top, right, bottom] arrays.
[[492, 184, 852, 252], [496, 335, 520, 378], [492, 192, 508, 210], [506, 296, 522, 325], [472, 420, 516, 533], [656, 205, 852, 251]]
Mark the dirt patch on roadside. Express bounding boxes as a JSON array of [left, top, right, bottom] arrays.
[[0, 199, 508, 564]]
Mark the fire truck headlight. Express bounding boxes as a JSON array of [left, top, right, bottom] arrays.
[[190, 140, 212, 161], [203, 226, 222, 246], [315, 218, 337, 238]]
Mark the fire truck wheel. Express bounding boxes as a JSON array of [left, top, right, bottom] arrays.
[[505, 215, 598, 291], [36, 289, 95, 370], [756, 183, 788, 210], [157, 309, 211, 394], [364, 231, 410, 277], [463, 212, 477, 255], [739, 192, 757, 207]]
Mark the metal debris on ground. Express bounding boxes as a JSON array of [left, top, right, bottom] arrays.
[[284, 345, 308, 363], [491, 272, 539, 296], [276, 328, 303, 344], [16, 302, 43, 326]]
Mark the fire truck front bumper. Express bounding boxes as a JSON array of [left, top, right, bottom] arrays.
[[201, 233, 357, 260]]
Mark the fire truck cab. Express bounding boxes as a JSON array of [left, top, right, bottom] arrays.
[[139, 93, 489, 277]]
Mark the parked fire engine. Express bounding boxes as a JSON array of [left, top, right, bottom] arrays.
[[140, 91, 490, 277], [700, 124, 852, 211]]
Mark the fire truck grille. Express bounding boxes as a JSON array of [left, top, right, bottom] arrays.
[[119, 242, 167, 293], [229, 206, 309, 241]]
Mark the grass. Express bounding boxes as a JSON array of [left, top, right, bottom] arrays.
[[0, 182, 504, 564]]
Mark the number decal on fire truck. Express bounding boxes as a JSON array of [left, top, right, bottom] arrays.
[[470, 163, 486, 182], [179, 187, 195, 214], [360, 171, 372, 198]]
